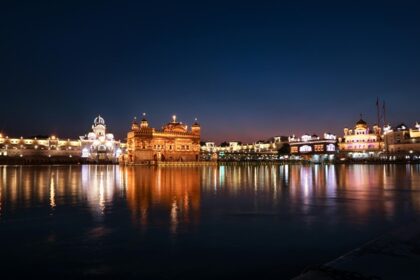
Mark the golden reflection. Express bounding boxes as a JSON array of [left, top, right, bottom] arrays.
[[123, 166, 201, 232], [170, 198, 178, 234], [49, 172, 56, 209], [0, 164, 420, 228]]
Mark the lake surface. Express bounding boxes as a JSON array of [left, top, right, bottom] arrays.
[[1, 164, 420, 279]]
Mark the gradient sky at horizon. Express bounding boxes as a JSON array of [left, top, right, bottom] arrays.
[[1, 0, 420, 143]]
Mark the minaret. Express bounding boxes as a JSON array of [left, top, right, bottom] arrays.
[[131, 116, 139, 131], [140, 112, 149, 128], [191, 117, 201, 136]]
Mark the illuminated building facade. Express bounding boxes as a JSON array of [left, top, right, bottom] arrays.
[[338, 118, 384, 159], [124, 115, 201, 164], [289, 133, 337, 162], [0, 134, 81, 163], [79, 115, 123, 162], [383, 122, 420, 159], [200, 137, 288, 161], [0, 115, 123, 164]]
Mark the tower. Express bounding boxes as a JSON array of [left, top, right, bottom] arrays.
[[140, 113, 149, 129], [191, 118, 201, 136], [131, 116, 139, 131], [92, 115, 106, 137]]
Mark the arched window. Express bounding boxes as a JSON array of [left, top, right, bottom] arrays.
[[299, 145, 312, 153], [326, 144, 335, 152]]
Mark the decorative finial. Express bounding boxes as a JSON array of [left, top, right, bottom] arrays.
[[360, 113, 362, 119], [172, 115, 177, 123], [142, 112, 146, 117], [194, 117, 198, 122]]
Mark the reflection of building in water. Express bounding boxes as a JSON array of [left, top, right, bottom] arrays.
[[124, 115, 200, 164], [79, 116, 123, 163], [124, 166, 201, 232], [81, 165, 122, 218], [338, 118, 384, 159], [289, 133, 337, 162], [0, 165, 124, 219]]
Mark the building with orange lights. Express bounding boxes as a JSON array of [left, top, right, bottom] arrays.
[[124, 115, 201, 164]]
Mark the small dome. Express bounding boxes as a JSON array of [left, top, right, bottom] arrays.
[[396, 123, 408, 131], [163, 122, 187, 133], [192, 118, 200, 127], [94, 115, 105, 126], [356, 119, 367, 126], [88, 132, 96, 140], [106, 133, 114, 140]]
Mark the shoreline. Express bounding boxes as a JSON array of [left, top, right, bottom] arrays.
[[0, 160, 419, 166]]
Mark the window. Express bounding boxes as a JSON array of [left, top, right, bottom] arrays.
[[326, 144, 335, 152], [314, 145, 323, 152], [299, 145, 312, 153]]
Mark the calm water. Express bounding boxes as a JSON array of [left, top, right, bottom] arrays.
[[1, 164, 420, 279]]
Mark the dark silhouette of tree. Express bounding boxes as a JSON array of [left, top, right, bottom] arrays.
[[278, 143, 290, 155], [220, 141, 229, 147]]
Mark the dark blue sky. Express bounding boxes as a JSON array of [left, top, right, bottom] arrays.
[[1, 0, 419, 143]]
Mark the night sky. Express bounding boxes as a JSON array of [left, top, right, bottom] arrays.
[[1, 1, 419, 143]]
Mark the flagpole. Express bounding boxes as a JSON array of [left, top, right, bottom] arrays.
[[376, 97, 380, 130]]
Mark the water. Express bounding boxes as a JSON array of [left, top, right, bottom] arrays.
[[1, 164, 420, 279]]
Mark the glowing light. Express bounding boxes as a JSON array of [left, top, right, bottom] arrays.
[[299, 145, 312, 152], [50, 175, 56, 209]]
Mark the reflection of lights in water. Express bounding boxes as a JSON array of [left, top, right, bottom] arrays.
[[123, 166, 201, 233], [272, 166, 278, 204], [0, 166, 6, 218], [170, 197, 178, 234], [301, 167, 311, 198], [314, 165, 319, 183], [49, 173, 56, 209], [81, 165, 120, 219], [254, 168, 257, 191], [285, 164, 289, 185], [213, 167, 217, 192], [219, 166, 225, 186], [326, 165, 337, 197], [99, 171, 105, 214], [156, 168, 162, 198]]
